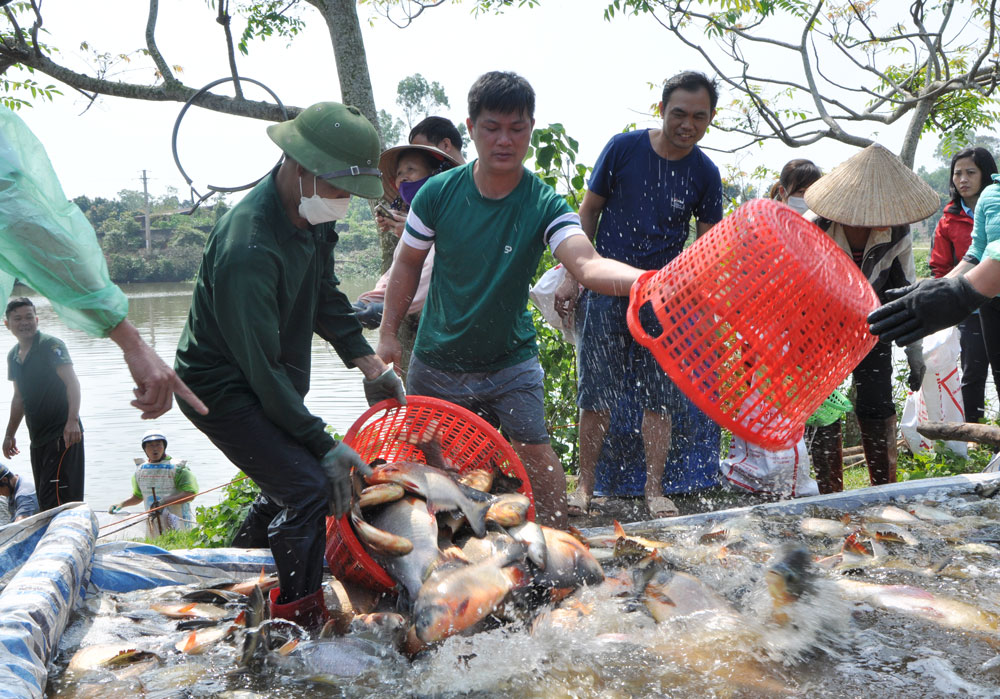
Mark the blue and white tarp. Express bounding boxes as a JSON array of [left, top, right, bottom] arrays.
[[0, 505, 96, 699]]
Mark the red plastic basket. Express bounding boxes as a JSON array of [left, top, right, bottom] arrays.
[[325, 396, 532, 593], [627, 198, 879, 450]]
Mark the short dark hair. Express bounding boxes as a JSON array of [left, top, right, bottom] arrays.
[[769, 159, 822, 200], [468, 71, 535, 124], [948, 147, 998, 210], [5, 297, 33, 318], [661, 71, 719, 112], [409, 116, 463, 150]]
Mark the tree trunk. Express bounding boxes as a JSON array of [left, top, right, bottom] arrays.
[[309, 0, 394, 272], [916, 421, 1000, 447], [899, 96, 935, 168]]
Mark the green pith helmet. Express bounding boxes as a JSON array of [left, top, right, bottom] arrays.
[[267, 102, 384, 199]]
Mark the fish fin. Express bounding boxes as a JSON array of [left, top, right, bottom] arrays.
[[613, 520, 627, 538], [275, 638, 300, 656], [179, 603, 196, 613], [234, 611, 246, 626], [258, 566, 266, 583], [464, 499, 491, 538], [567, 526, 591, 548], [182, 630, 198, 652], [504, 565, 530, 589]]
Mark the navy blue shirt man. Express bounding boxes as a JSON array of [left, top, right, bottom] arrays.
[[561, 71, 724, 518]]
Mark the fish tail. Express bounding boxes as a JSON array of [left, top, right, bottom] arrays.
[[465, 499, 491, 538]]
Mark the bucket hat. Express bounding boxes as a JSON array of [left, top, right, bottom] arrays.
[[267, 102, 383, 199], [804, 143, 940, 227], [378, 144, 461, 202]]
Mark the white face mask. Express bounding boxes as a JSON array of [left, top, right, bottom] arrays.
[[786, 196, 808, 215], [298, 176, 351, 225]]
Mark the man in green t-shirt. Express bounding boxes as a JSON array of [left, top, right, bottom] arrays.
[[377, 72, 645, 527], [4, 297, 84, 511]]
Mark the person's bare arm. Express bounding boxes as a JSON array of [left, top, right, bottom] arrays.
[[377, 243, 429, 368], [108, 320, 208, 419], [554, 235, 643, 297], [55, 363, 82, 447], [555, 191, 607, 319], [695, 220, 714, 238], [946, 259, 977, 279], [3, 382, 23, 458], [966, 256, 1000, 297]]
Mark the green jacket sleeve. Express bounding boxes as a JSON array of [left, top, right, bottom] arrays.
[[212, 243, 336, 458], [0, 106, 128, 337], [315, 245, 375, 368]]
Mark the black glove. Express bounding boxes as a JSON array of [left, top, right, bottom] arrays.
[[868, 277, 988, 346], [907, 355, 926, 391], [363, 368, 407, 407], [319, 443, 374, 518]]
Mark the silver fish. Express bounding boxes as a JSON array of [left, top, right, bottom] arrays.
[[369, 495, 442, 601]]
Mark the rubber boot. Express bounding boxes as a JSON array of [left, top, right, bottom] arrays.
[[269, 587, 329, 631], [858, 415, 897, 486], [809, 422, 843, 494]]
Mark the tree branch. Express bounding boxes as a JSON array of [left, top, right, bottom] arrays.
[[145, 0, 176, 85], [0, 46, 295, 121], [216, 0, 244, 100]]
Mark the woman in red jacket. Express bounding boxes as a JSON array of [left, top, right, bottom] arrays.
[[929, 147, 998, 422]]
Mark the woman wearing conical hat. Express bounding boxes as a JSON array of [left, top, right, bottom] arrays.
[[804, 143, 940, 493]]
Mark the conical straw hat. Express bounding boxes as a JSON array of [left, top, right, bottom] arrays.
[[804, 143, 940, 227]]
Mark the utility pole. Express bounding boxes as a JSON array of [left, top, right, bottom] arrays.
[[141, 169, 151, 251]]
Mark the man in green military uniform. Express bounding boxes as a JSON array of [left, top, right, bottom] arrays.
[[175, 102, 404, 628]]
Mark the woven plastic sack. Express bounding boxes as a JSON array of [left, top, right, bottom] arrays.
[[0, 106, 127, 336], [529, 264, 576, 344], [719, 435, 818, 498], [900, 327, 966, 458], [628, 199, 879, 450]]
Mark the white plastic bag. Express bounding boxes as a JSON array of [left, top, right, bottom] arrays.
[[900, 327, 967, 458], [719, 436, 819, 498], [529, 264, 576, 344]]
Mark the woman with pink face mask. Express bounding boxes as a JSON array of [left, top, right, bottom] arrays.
[[352, 145, 460, 377]]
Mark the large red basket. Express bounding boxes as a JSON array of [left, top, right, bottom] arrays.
[[627, 198, 879, 450], [325, 396, 532, 593]]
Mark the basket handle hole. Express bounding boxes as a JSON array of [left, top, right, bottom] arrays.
[[638, 300, 664, 339]]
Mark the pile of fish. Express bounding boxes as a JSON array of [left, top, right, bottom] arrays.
[[48, 478, 1000, 696], [347, 424, 604, 649]]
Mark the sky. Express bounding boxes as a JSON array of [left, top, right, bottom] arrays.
[[12, 0, 950, 203]]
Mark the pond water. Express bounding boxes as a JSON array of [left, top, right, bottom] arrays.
[[0, 278, 379, 516]]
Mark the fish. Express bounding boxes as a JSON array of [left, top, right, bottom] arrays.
[[150, 602, 229, 620], [800, 517, 851, 538], [181, 587, 244, 604], [459, 468, 494, 492], [214, 569, 280, 597], [630, 554, 738, 624], [835, 578, 1000, 643], [414, 547, 528, 643], [485, 493, 531, 527], [174, 623, 235, 654], [765, 545, 815, 626], [67, 645, 160, 673], [533, 525, 604, 589], [351, 501, 414, 556], [349, 612, 408, 648], [508, 520, 548, 569], [367, 461, 491, 537], [457, 527, 523, 564], [907, 502, 957, 522], [368, 495, 441, 600], [860, 522, 920, 546], [862, 505, 920, 524], [285, 637, 393, 678], [400, 418, 458, 472], [358, 482, 406, 509]]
